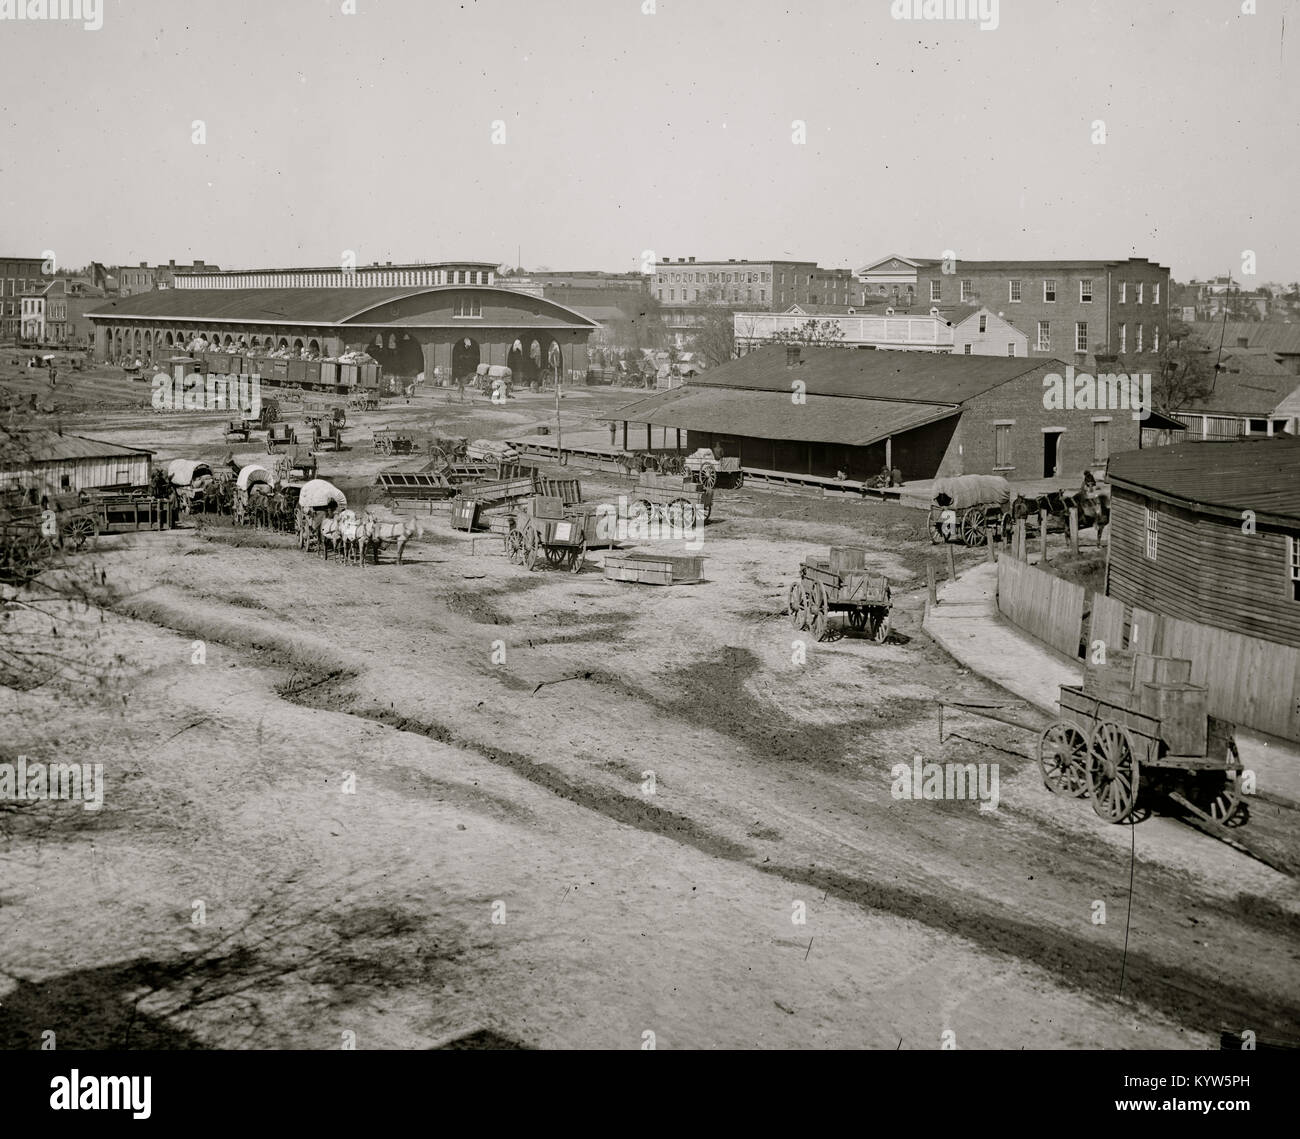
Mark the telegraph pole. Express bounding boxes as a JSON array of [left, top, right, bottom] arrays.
[[554, 343, 563, 462]]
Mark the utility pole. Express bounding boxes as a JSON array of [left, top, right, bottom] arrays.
[[554, 343, 563, 462]]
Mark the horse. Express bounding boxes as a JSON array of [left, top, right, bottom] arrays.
[[1069, 470, 1110, 543], [359, 508, 424, 565], [334, 509, 367, 566], [318, 510, 342, 560]]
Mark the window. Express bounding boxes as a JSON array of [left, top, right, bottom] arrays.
[[1145, 505, 1158, 560], [964, 344, 972, 355], [1075, 322, 1088, 352], [1007, 342, 1016, 356], [1080, 279, 1093, 303], [1044, 280, 1057, 302], [1009, 279, 1021, 302], [452, 295, 481, 317], [994, 424, 1012, 468], [60, 474, 71, 490], [1137, 282, 1145, 304], [657, 290, 662, 301], [961, 279, 973, 302], [1152, 325, 1159, 352], [1153, 283, 1161, 304], [1289, 537, 1300, 601], [1119, 323, 1126, 353], [978, 315, 987, 332], [930, 281, 941, 302], [669, 289, 675, 301], [1036, 321, 1050, 350], [759, 289, 765, 302], [1093, 419, 1110, 462], [1119, 282, 1127, 304], [1136, 324, 1143, 352]]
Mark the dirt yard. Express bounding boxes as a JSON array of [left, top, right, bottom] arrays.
[[2, 373, 1298, 1050]]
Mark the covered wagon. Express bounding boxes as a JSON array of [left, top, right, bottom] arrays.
[[927, 474, 1011, 546]]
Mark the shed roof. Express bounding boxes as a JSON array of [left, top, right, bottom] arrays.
[[694, 344, 1051, 403], [0, 428, 153, 465], [1106, 436, 1300, 525], [87, 285, 597, 328], [1181, 370, 1300, 415], [611, 384, 957, 447], [1189, 322, 1300, 355]]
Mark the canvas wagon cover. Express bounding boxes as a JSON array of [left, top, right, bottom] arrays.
[[236, 464, 275, 491], [167, 459, 213, 487], [931, 474, 1011, 509], [298, 479, 348, 510]]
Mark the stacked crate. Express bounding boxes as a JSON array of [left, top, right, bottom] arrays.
[[1081, 652, 1208, 756]]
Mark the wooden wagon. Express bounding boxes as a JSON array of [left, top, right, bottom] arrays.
[[311, 420, 345, 452], [927, 474, 1012, 547], [788, 547, 891, 642], [373, 429, 415, 456], [302, 400, 346, 428], [1037, 652, 1246, 825], [450, 472, 538, 530], [224, 419, 252, 443], [266, 422, 297, 452], [505, 496, 586, 573], [629, 472, 712, 527], [0, 508, 58, 584], [684, 449, 744, 490]]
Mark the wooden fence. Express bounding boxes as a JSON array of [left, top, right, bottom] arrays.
[[996, 554, 1086, 659], [996, 553, 1300, 740]]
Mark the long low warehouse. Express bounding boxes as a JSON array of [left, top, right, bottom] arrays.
[[611, 346, 1185, 483]]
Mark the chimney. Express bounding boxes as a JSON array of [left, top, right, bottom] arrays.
[[169, 259, 176, 268], [194, 260, 205, 269], [688, 256, 695, 263], [139, 261, 147, 268]]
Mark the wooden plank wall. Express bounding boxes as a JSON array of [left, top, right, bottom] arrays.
[[997, 554, 1086, 659], [1129, 607, 1161, 655], [1158, 615, 1300, 741], [1088, 594, 1125, 655]]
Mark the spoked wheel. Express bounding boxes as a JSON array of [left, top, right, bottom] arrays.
[[1, 532, 55, 585], [64, 517, 96, 551], [1087, 720, 1140, 823], [734, 472, 745, 488], [788, 581, 808, 629], [847, 609, 865, 632], [961, 509, 987, 547], [1038, 721, 1090, 797], [698, 466, 718, 491], [524, 530, 539, 571], [871, 609, 891, 644], [569, 542, 585, 574], [506, 529, 525, 564], [808, 583, 829, 642], [665, 499, 688, 529], [628, 499, 653, 527], [1196, 739, 1248, 827], [544, 546, 565, 566]]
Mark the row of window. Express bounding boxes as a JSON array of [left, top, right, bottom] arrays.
[[962, 343, 1019, 356], [658, 270, 772, 285], [992, 420, 1111, 469], [939, 279, 1162, 305], [659, 288, 768, 304], [1027, 320, 1161, 354], [179, 269, 490, 289]]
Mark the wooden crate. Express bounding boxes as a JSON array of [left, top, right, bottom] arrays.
[[451, 499, 480, 531], [1138, 682, 1208, 757], [604, 552, 704, 585], [1133, 654, 1193, 689], [829, 545, 868, 572]]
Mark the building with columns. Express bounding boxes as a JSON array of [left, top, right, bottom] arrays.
[[86, 285, 598, 383]]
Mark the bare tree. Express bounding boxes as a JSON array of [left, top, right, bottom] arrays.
[[767, 318, 847, 348], [1151, 333, 1217, 413]]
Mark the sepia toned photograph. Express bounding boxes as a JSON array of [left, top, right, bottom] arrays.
[[0, 0, 1296, 1103]]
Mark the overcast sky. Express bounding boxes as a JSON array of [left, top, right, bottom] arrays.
[[1, 0, 1296, 281]]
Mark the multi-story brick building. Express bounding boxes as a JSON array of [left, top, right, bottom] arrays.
[[20, 278, 106, 346], [118, 259, 219, 295], [0, 256, 53, 341], [650, 257, 861, 348], [858, 255, 1170, 369]]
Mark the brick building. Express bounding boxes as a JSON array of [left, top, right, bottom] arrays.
[[611, 345, 1182, 484], [857, 255, 1170, 369], [0, 256, 53, 341], [118, 259, 219, 295], [20, 278, 106, 346]]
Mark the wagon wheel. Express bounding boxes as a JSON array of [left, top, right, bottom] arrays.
[[544, 546, 564, 566], [1087, 720, 1140, 823], [871, 608, 891, 644], [929, 512, 945, 544], [1037, 721, 1090, 797], [1202, 739, 1248, 827], [523, 529, 540, 571], [64, 516, 96, 551], [506, 528, 524, 564], [808, 582, 829, 642], [678, 501, 697, 529], [735, 471, 745, 488], [847, 609, 864, 631], [788, 581, 807, 629], [702, 498, 712, 523], [569, 541, 586, 574], [628, 499, 653, 526], [961, 509, 987, 547], [698, 465, 718, 491], [1, 531, 54, 584]]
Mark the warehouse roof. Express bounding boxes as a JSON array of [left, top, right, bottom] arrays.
[[908, 257, 1169, 272], [1189, 322, 1300, 355], [1180, 371, 1300, 415], [87, 286, 597, 327], [611, 384, 958, 447], [1107, 436, 1300, 525], [693, 345, 1050, 403], [0, 428, 153, 464]]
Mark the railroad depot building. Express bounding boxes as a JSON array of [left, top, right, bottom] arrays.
[[613, 345, 1181, 483], [1106, 436, 1300, 650], [86, 285, 598, 382]]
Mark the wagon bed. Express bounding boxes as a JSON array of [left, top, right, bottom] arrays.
[[789, 547, 891, 642]]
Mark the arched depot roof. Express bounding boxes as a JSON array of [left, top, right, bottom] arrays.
[[87, 285, 600, 330]]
